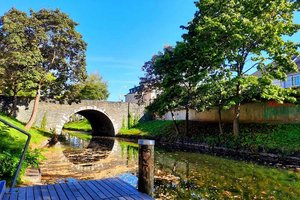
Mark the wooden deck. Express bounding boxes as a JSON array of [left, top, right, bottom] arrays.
[[2, 178, 153, 200]]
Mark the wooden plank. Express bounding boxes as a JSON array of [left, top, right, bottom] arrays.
[[90, 180, 113, 198], [8, 188, 18, 200], [119, 196, 135, 200], [114, 179, 153, 200], [106, 178, 135, 195], [41, 185, 51, 200], [78, 181, 104, 200], [17, 187, 27, 200], [83, 180, 107, 199], [59, 183, 76, 200], [66, 182, 85, 200], [2, 192, 9, 200], [71, 181, 93, 200], [129, 194, 145, 200], [114, 179, 139, 194], [95, 180, 119, 197], [53, 184, 68, 200], [102, 179, 127, 196], [0, 180, 6, 200], [26, 186, 34, 200], [46, 185, 59, 200], [33, 185, 43, 200]]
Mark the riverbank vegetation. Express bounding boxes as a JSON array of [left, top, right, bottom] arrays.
[[63, 118, 300, 157], [0, 114, 50, 184], [119, 120, 300, 157]]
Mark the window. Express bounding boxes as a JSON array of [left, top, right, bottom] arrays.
[[293, 75, 300, 86]]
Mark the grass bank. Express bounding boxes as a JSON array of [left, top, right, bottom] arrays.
[[0, 114, 51, 184], [119, 120, 300, 157], [63, 119, 92, 132]]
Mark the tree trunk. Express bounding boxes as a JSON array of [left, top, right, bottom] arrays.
[[185, 106, 189, 136], [233, 102, 241, 137], [11, 94, 18, 117], [233, 81, 241, 136], [9, 84, 18, 117], [170, 111, 180, 135], [25, 86, 41, 130], [218, 107, 223, 135]]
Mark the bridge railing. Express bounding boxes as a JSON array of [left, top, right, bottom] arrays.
[[0, 117, 31, 191]]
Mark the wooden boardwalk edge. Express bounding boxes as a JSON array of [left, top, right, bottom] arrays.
[[2, 178, 153, 200], [0, 180, 6, 200]]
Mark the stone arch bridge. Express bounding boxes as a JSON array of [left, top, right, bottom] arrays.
[[12, 100, 145, 136]]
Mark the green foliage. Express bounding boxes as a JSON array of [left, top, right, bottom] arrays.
[[127, 113, 140, 129], [40, 112, 47, 131], [181, 0, 300, 135], [119, 120, 174, 137], [0, 114, 47, 183], [0, 8, 88, 129], [80, 73, 109, 100], [121, 116, 127, 129], [120, 120, 300, 156], [143, 0, 300, 137]]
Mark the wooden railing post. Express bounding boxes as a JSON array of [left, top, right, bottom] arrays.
[[138, 139, 155, 197]]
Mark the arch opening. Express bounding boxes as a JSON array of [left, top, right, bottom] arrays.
[[74, 109, 115, 137]]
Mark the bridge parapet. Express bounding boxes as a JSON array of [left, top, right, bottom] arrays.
[[3, 99, 145, 135]]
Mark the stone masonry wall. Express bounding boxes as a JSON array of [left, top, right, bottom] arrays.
[[1, 99, 145, 135]]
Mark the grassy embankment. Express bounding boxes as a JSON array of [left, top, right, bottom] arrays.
[[63, 119, 92, 132], [64, 119, 300, 156], [0, 114, 51, 184]]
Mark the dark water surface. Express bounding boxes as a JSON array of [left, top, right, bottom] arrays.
[[40, 133, 300, 199]]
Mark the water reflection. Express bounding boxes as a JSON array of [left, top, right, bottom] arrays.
[[40, 133, 300, 199], [40, 133, 138, 184], [62, 136, 115, 164]]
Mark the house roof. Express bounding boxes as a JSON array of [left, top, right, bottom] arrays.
[[251, 56, 300, 77]]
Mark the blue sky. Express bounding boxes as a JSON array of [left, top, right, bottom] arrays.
[[0, 1, 300, 101], [0, 0, 197, 101]]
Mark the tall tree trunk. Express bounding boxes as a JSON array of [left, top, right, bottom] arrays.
[[9, 84, 18, 117], [11, 94, 17, 117], [25, 86, 41, 130], [170, 110, 180, 135], [185, 106, 189, 136], [233, 102, 241, 137], [218, 107, 223, 135]]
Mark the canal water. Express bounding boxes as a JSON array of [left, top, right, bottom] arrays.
[[40, 133, 300, 199]]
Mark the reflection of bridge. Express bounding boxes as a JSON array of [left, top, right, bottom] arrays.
[[14, 100, 145, 135]]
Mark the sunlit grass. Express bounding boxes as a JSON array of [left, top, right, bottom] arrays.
[[63, 119, 92, 131]]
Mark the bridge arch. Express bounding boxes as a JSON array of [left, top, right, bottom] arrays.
[[56, 106, 118, 136]]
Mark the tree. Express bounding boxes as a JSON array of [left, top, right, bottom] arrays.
[[183, 0, 300, 136], [0, 8, 42, 116], [80, 73, 109, 100], [143, 42, 211, 136], [23, 9, 87, 130]]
